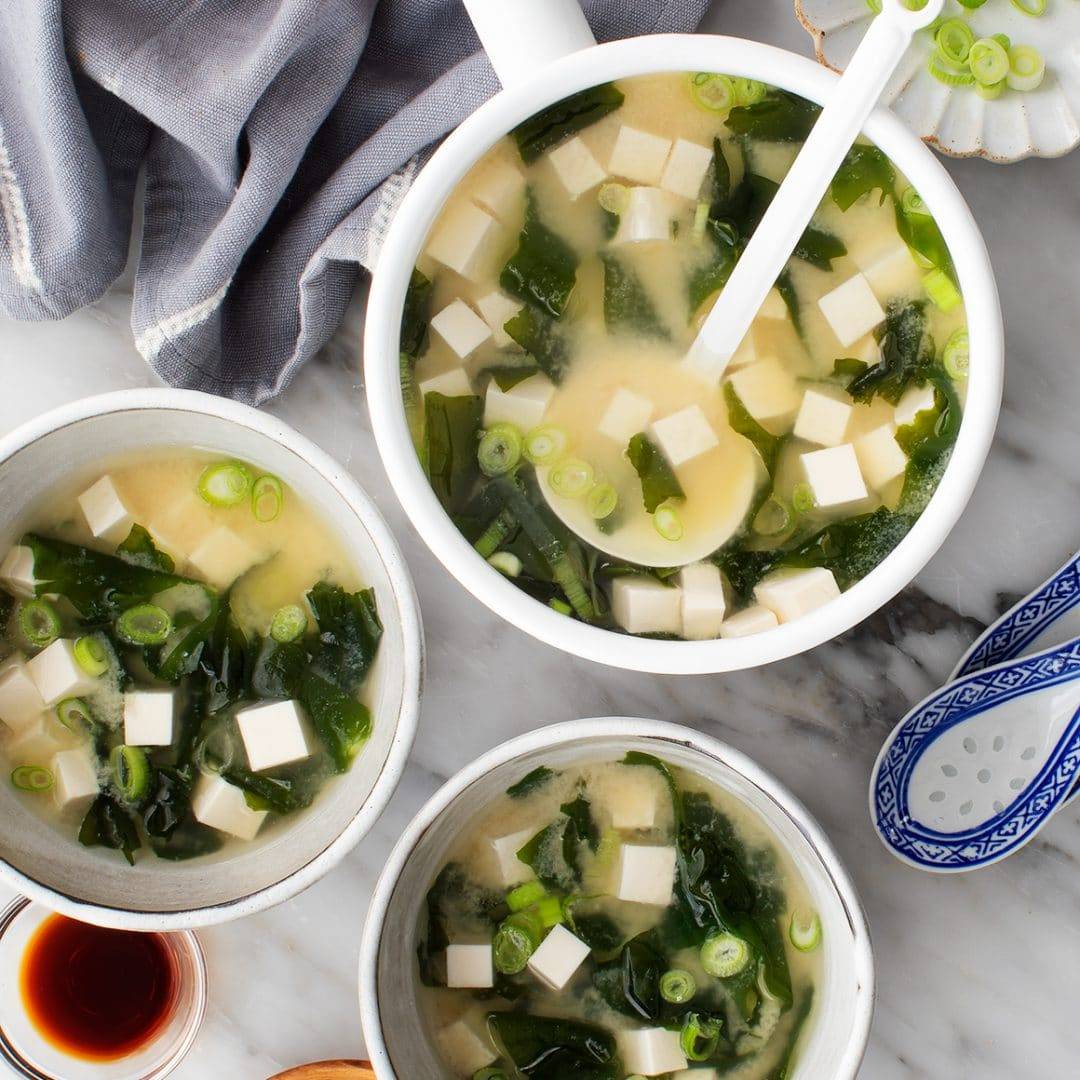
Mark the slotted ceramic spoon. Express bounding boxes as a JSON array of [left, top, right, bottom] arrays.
[[684, 0, 944, 381]]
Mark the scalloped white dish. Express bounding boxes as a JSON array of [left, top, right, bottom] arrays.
[[796, 0, 1080, 162]]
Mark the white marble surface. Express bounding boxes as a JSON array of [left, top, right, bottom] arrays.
[[1, 2, 1078, 1077]]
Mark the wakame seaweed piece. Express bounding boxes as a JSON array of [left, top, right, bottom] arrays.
[[688, 218, 739, 316], [500, 190, 579, 319], [775, 269, 804, 339], [23, 534, 193, 622], [487, 1012, 619, 1080], [400, 267, 433, 358], [299, 668, 373, 772], [846, 300, 933, 405], [482, 358, 541, 392], [831, 144, 896, 212], [896, 445, 950, 518], [726, 91, 821, 143], [512, 83, 625, 163], [568, 911, 624, 954], [141, 765, 194, 840], [516, 817, 581, 891], [724, 383, 784, 476], [503, 305, 571, 383], [895, 195, 955, 282], [221, 766, 313, 814], [792, 226, 846, 273], [307, 581, 382, 693], [601, 254, 669, 340], [713, 548, 784, 601], [153, 592, 221, 683], [591, 933, 664, 1021], [507, 765, 557, 799], [894, 369, 961, 464], [560, 793, 599, 852], [199, 593, 251, 713], [78, 794, 141, 866], [149, 819, 224, 862], [401, 352, 426, 467], [115, 525, 175, 573], [423, 391, 484, 514], [250, 637, 307, 700], [627, 433, 685, 514]]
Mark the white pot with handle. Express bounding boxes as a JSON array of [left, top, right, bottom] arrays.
[[363, 0, 1004, 675]]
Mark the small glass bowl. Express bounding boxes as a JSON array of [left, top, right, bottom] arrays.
[[0, 898, 207, 1080]]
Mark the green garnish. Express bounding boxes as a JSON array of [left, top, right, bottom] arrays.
[[251, 475, 284, 522], [270, 604, 308, 643], [116, 603, 173, 646], [110, 745, 151, 802], [11, 766, 52, 793], [197, 460, 252, 507], [18, 598, 60, 648]]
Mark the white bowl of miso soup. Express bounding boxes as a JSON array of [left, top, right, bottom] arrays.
[[364, 51, 1003, 673], [359, 718, 873, 1079], [0, 390, 422, 929]]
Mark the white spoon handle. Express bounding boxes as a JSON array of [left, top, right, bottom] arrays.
[[687, 0, 944, 378]]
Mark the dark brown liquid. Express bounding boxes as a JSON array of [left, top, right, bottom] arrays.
[[19, 914, 177, 1061]]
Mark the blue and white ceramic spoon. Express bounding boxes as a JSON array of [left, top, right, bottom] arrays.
[[871, 633, 1080, 872]]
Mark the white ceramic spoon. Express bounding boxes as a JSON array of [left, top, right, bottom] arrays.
[[684, 0, 945, 382]]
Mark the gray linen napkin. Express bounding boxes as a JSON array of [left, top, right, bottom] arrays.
[[0, 0, 708, 404]]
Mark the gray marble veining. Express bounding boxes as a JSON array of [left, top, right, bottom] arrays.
[[0, 1, 1078, 1077]]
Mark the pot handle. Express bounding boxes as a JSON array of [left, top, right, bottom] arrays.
[[462, 0, 597, 89]]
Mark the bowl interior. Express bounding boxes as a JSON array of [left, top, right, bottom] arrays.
[[372, 731, 871, 1079], [0, 404, 410, 918]]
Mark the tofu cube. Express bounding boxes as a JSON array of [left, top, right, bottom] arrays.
[[547, 136, 606, 199], [430, 299, 492, 360], [678, 562, 727, 641], [794, 388, 853, 448], [613, 186, 680, 245], [475, 290, 522, 347], [611, 785, 658, 831], [437, 1019, 497, 1076], [5, 714, 63, 765], [758, 288, 790, 322], [718, 605, 779, 638], [800, 444, 868, 508], [598, 388, 655, 444], [855, 425, 908, 491], [617, 1028, 689, 1076], [650, 405, 719, 468], [754, 567, 841, 624], [425, 201, 502, 281], [123, 691, 175, 747], [607, 125, 673, 185], [0, 546, 37, 598], [894, 383, 937, 427], [728, 358, 801, 425], [817, 273, 886, 349], [236, 699, 310, 772], [491, 828, 537, 886], [27, 640, 98, 706], [0, 659, 47, 733], [610, 577, 683, 637], [77, 475, 134, 547], [860, 241, 919, 302], [187, 527, 260, 590], [469, 159, 526, 224], [616, 844, 677, 906], [660, 138, 713, 199], [730, 330, 758, 370], [446, 942, 494, 989], [672, 1070, 720, 1080], [484, 374, 555, 431], [419, 367, 473, 399], [51, 747, 99, 812], [192, 772, 267, 841], [527, 924, 591, 990]]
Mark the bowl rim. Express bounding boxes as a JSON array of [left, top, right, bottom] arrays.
[[363, 32, 1004, 675], [357, 716, 876, 1079], [0, 388, 425, 931]]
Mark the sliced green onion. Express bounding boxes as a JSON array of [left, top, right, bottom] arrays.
[[1009, 0, 1047, 15], [900, 186, 931, 218], [523, 426, 567, 467], [548, 598, 573, 617], [1007, 45, 1045, 92], [679, 1012, 721, 1062], [956, 0, 989, 7], [969, 38, 1010, 87], [992, 33, 1011, 52], [474, 508, 517, 559], [18, 599, 60, 648], [691, 200, 710, 245], [116, 603, 173, 646], [251, 474, 284, 522], [198, 460, 253, 507], [690, 72, 736, 113], [535, 895, 564, 928], [943, 329, 969, 379], [506, 880, 547, 912], [270, 604, 308, 643], [598, 182, 630, 215], [928, 55, 975, 88], [753, 496, 792, 537], [73, 635, 109, 677], [923, 268, 962, 313], [976, 79, 1007, 100], [865, 0, 882, 11], [110, 745, 150, 802], [549, 458, 594, 498], [472, 1069, 510, 1080], [732, 78, 768, 105], [11, 765, 52, 793], [488, 551, 522, 578], [586, 482, 618, 521], [493, 911, 543, 975], [935, 18, 974, 66], [789, 909, 823, 952], [653, 504, 684, 542], [660, 969, 697, 1004], [701, 931, 751, 977], [792, 482, 817, 515], [56, 698, 92, 733], [478, 424, 523, 478]]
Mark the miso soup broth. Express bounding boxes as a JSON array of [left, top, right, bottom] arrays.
[[418, 757, 823, 1078], [402, 72, 969, 640], [0, 450, 383, 864]]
